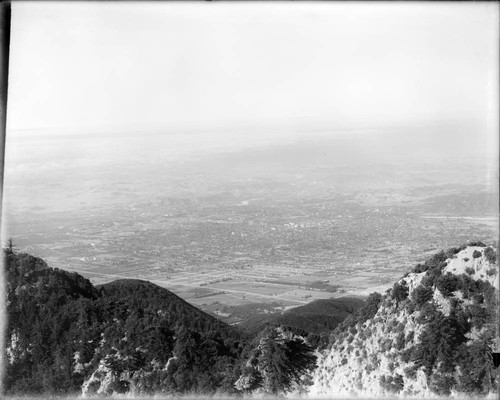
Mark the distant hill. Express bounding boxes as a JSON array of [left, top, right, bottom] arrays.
[[98, 279, 239, 336], [239, 297, 365, 335]]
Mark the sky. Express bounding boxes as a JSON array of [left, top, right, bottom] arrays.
[[5, 1, 499, 135]]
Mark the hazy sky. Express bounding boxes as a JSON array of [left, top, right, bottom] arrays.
[[6, 2, 499, 134]]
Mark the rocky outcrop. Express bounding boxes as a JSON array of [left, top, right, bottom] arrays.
[[310, 245, 498, 398]]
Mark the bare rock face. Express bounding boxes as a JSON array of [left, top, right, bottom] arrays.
[[310, 245, 498, 398], [81, 359, 117, 396]]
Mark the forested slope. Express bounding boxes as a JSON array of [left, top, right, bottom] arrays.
[[2, 248, 315, 397], [3, 248, 246, 395]]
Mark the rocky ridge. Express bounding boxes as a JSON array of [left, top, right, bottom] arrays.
[[310, 244, 498, 398]]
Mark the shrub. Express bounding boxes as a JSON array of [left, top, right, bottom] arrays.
[[341, 357, 348, 366], [472, 250, 482, 259], [430, 372, 455, 396], [449, 297, 461, 310], [457, 275, 495, 307], [357, 292, 383, 323], [465, 267, 475, 275], [392, 282, 409, 303], [416, 302, 438, 324], [404, 365, 418, 379], [380, 374, 404, 394], [383, 339, 393, 352], [427, 251, 448, 269], [484, 247, 496, 264], [401, 348, 413, 363], [463, 257, 469, 262], [466, 304, 492, 330], [457, 274, 475, 299], [480, 280, 496, 306], [395, 322, 405, 333], [412, 263, 427, 273], [406, 301, 416, 314], [486, 268, 497, 276], [412, 285, 433, 306], [468, 241, 486, 247], [472, 292, 484, 304], [446, 245, 467, 257], [436, 272, 460, 297], [395, 332, 405, 350], [405, 331, 414, 343], [412, 250, 452, 273], [421, 267, 442, 288]]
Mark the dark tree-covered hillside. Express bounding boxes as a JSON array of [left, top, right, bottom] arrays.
[[239, 297, 365, 338], [2, 248, 322, 397], [2, 248, 246, 396]]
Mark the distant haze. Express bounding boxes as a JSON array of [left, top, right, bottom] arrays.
[[3, 2, 498, 261], [6, 2, 498, 134]]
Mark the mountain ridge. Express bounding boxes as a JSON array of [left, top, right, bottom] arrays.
[[2, 242, 498, 397], [310, 244, 498, 398], [3, 249, 246, 396]]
